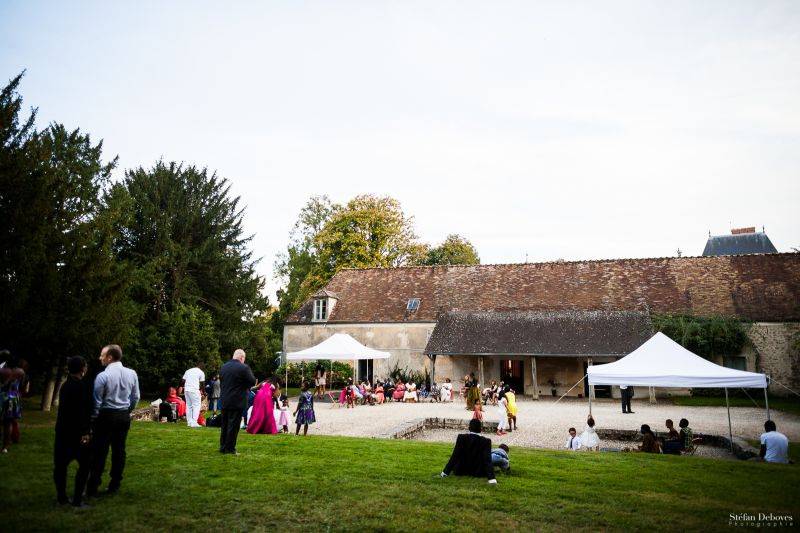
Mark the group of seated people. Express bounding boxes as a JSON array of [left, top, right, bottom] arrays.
[[617, 418, 696, 454], [337, 377, 461, 406]]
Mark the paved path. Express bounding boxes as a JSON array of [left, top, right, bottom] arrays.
[[303, 396, 799, 450]]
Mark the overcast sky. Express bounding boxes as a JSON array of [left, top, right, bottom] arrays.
[[2, 1, 799, 301]]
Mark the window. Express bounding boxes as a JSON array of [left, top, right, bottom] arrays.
[[723, 356, 747, 371], [406, 298, 420, 311], [313, 298, 328, 321]]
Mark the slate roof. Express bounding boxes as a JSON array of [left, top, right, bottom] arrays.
[[424, 310, 653, 356], [703, 232, 778, 256], [287, 253, 800, 324]]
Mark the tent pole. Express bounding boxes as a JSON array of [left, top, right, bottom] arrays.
[[765, 375, 771, 421], [588, 376, 592, 416], [724, 388, 733, 453]]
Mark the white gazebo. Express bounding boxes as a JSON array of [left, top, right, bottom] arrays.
[[285, 333, 390, 387], [587, 332, 769, 448]]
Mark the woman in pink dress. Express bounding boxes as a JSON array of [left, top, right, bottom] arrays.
[[246, 379, 278, 435]]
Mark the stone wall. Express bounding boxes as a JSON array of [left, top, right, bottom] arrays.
[[746, 322, 800, 397]]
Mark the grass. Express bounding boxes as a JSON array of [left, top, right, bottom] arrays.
[[671, 395, 800, 417], [2, 402, 799, 532]]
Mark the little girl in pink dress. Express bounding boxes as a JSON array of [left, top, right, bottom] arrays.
[[278, 397, 290, 433]]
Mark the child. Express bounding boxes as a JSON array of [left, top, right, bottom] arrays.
[[293, 384, 316, 436], [496, 394, 509, 436], [580, 414, 600, 451], [345, 385, 355, 408], [505, 387, 518, 431], [472, 400, 484, 421], [278, 395, 290, 433], [565, 427, 582, 451]]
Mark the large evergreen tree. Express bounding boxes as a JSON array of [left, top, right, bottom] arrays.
[[0, 73, 136, 408], [111, 161, 271, 387]]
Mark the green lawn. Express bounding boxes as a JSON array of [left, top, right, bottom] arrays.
[[2, 406, 799, 532], [671, 395, 800, 417]]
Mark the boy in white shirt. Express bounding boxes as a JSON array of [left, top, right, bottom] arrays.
[[181, 364, 206, 428], [760, 420, 790, 464], [565, 427, 582, 451]]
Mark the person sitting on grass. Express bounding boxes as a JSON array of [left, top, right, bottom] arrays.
[[165, 387, 186, 419], [678, 418, 693, 452], [665, 419, 680, 440], [491, 443, 510, 473], [637, 424, 662, 453], [293, 383, 316, 436], [760, 420, 790, 464], [661, 418, 683, 455], [440, 419, 497, 485], [580, 414, 600, 451], [565, 427, 582, 451]]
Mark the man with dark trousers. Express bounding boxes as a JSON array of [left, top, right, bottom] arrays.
[[219, 349, 256, 454], [440, 419, 497, 484], [87, 344, 140, 497], [620, 385, 635, 414], [53, 356, 93, 507]]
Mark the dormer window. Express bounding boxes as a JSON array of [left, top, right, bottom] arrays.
[[311, 289, 337, 322], [314, 299, 328, 321]]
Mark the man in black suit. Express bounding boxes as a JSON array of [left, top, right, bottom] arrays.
[[620, 385, 635, 414], [53, 356, 93, 507], [218, 349, 257, 454], [440, 419, 496, 484]]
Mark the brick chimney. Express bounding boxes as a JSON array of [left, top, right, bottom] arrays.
[[731, 227, 756, 235]]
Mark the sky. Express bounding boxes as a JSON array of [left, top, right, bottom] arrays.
[[2, 1, 799, 301]]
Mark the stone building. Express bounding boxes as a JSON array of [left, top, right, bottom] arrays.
[[284, 253, 800, 397]]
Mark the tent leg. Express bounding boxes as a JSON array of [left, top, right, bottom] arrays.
[[588, 377, 592, 416], [725, 388, 734, 453], [764, 380, 771, 421]]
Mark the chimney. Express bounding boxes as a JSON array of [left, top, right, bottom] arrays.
[[731, 227, 756, 235]]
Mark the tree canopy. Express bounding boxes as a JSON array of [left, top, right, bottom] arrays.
[[420, 234, 480, 266]]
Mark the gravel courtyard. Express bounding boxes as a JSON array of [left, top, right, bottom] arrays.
[[305, 396, 800, 450]]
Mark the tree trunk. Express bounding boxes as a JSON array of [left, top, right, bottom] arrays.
[[40, 365, 58, 411], [51, 360, 67, 409]]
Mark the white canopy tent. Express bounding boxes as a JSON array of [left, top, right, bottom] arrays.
[[587, 332, 769, 449], [285, 333, 390, 389]]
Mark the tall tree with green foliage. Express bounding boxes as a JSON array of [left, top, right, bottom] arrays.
[[110, 161, 271, 389], [420, 234, 480, 265], [0, 72, 136, 408], [273, 196, 338, 324], [314, 194, 426, 275]]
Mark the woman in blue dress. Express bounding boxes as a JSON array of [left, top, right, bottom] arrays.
[[293, 383, 316, 436]]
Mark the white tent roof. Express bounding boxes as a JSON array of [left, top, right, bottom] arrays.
[[285, 333, 391, 361], [587, 332, 767, 388]]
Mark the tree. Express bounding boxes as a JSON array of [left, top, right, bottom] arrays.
[[313, 194, 426, 277], [0, 73, 136, 409], [112, 161, 268, 390], [419, 234, 480, 265], [273, 196, 338, 324]]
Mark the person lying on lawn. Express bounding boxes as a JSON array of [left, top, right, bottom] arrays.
[[440, 419, 497, 484]]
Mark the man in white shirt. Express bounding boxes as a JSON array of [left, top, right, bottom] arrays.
[[181, 363, 206, 428], [565, 427, 582, 451], [760, 420, 790, 464]]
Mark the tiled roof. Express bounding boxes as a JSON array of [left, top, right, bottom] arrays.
[[287, 253, 800, 324], [424, 310, 653, 356], [702, 232, 778, 256]]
